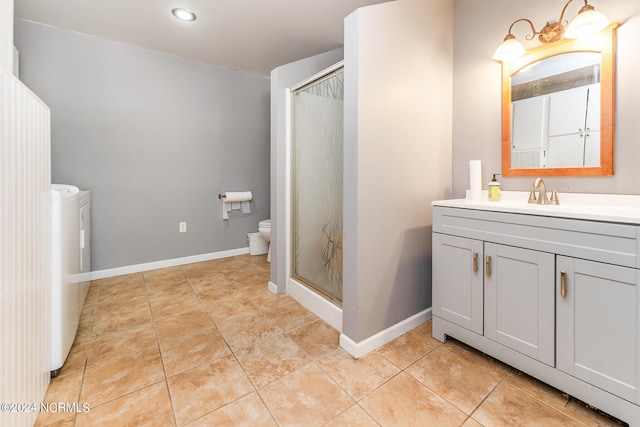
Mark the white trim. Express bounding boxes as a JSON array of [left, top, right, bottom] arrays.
[[89, 247, 250, 280], [268, 281, 278, 295], [287, 277, 342, 332], [283, 87, 292, 294], [290, 60, 345, 93], [340, 308, 432, 359]]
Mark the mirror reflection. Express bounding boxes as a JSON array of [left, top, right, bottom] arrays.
[[511, 52, 601, 169], [501, 23, 617, 177]]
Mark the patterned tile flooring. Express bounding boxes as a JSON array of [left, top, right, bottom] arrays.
[[36, 254, 626, 426]]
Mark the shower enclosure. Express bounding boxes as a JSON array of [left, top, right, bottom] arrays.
[[291, 65, 344, 305]]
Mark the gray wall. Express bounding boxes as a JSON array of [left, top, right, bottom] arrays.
[[14, 20, 271, 271], [343, 0, 453, 342], [270, 48, 345, 290], [453, 0, 640, 198]]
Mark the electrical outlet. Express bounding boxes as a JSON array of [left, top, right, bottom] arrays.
[[179, 222, 187, 233]]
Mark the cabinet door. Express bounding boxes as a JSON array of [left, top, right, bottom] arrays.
[[548, 86, 589, 136], [512, 96, 546, 150], [433, 234, 483, 335], [547, 134, 585, 168], [484, 243, 555, 366], [583, 130, 600, 167], [557, 257, 640, 403]]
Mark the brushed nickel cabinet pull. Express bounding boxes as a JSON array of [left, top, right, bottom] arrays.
[[473, 252, 478, 272], [561, 271, 567, 297], [486, 255, 492, 277]]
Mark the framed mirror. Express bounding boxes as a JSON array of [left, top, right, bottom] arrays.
[[501, 23, 619, 177]]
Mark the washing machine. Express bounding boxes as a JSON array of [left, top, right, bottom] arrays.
[[79, 191, 91, 302], [50, 184, 83, 376]]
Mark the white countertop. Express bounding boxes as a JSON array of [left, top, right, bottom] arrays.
[[433, 191, 640, 225]]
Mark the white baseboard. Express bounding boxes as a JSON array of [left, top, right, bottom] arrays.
[[287, 278, 342, 332], [340, 308, 432, 358], [88, 247, 250, 281], [268, 281, 278, 295]]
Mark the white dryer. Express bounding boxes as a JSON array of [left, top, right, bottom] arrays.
[[50, 184, 83, 376], [79, 191, 91, 302]]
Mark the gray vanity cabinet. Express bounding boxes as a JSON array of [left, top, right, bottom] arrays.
[[432, 204, 640, 424], [556, 256, 640, 404]]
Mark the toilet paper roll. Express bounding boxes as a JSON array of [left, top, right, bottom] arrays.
[[221, 191, 252, 220], [223, 191, 252, 202], [469, 160, 482, 201]]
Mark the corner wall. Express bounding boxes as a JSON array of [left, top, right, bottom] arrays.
[[342, 0, 453, 347], [453, 0, 640, 198]]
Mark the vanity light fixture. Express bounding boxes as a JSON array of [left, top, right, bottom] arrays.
[[171, 8, 196, 22], [492, 0, 609, 62]]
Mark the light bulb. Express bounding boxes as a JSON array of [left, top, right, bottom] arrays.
[[564, 7, 609, 39], [171, 8, 196, 22], [493, 36, 526, 62]]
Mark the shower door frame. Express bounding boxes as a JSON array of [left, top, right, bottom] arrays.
[[284, 61, 344, 331]]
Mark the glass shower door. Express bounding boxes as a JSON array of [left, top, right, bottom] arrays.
[[292, 67, 343, 304]]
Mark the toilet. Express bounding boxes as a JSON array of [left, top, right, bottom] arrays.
[[258, 219, 271, 262]]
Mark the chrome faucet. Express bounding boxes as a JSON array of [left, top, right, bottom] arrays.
[[528, 178, 561, 205]]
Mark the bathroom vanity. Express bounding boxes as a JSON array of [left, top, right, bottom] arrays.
[[432, 191, 640, 425]]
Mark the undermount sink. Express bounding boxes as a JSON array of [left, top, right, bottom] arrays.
[[435, 191, 640, 225]]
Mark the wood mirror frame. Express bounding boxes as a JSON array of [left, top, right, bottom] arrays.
[[501, 23, 619, 177]]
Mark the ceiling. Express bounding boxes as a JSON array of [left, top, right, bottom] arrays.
[[14, 0, 390, 76]]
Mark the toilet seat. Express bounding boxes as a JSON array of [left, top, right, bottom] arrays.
[[258, 219, 271, 262]]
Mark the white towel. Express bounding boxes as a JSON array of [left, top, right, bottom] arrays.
[[222, 202, 230, 220]]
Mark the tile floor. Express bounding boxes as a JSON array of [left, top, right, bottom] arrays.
[[36, 254, 626, 426]]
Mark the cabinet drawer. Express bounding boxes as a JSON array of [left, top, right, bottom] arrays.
[[434, 206, 639, 268]]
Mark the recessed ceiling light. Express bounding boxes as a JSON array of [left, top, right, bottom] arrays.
[[171, 8, 196, 22]]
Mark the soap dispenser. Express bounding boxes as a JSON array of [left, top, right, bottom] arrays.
[[488, 174, 501, 201]]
